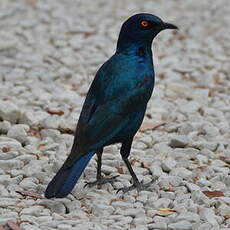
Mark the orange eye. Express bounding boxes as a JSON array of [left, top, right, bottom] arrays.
[[140, 20, 149, 27]]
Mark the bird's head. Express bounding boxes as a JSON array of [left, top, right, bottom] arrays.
[[117, 13, 178, 52]]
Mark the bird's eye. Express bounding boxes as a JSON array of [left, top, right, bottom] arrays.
[[140, 20, 150, 28]]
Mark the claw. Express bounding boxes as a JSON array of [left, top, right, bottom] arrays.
[[116, 178, 156, 194], [84, 175, 119, 188]]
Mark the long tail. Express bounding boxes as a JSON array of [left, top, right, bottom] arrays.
[[45, 152, 94, 198]]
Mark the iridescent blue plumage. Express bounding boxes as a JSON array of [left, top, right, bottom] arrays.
[[45, 13, 178, 198]]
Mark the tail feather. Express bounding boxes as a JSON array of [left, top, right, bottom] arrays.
[[45, 152, 94, 198]]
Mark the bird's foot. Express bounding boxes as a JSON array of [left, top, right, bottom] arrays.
[[84, 175, 119, 188], [116, 179, 155, 194]]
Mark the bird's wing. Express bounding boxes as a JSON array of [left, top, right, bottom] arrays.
[[63, 72, 154, 169], [62, 103, 130, 169], [85, 73, 154, 144]]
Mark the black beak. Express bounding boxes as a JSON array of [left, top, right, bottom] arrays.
[[164, 22, 178, 30]]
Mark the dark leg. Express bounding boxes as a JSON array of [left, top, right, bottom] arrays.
[[84, 148, 119, 188], [96, 149, 103, 180], [123, 157, 140, 185], [117, 141, 155, 193]]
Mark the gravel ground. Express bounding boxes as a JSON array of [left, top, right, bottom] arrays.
[[0, 0, 230, 229]]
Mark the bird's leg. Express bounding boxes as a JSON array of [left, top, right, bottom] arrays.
[[84, 149, 119, 188], [117, 141, 155, 193], [96, 149, 103, 180]]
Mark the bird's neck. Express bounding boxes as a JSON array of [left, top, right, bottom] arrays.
[[116, 42, 153, 63]]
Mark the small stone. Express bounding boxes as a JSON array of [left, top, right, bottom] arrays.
[[37, 199, 66, 214], [179, 123, 194, 135], [0, 218, 18, 226], [40, 129, 61, 141], [146, 208, 157, 217], [16, 154, 37, 164], [191, 191, 210, 205], [149, 163, 165, 177], [92, 203, 114, 216], [0, 101, 21, 123], [0, 148, 19, 160], [218, 203, 230, 216], [0, 159, 23, 170], [40, 115, 60, 129], [0, 184, 9, 196], [20, 110, 39, 126], [112, 201, 133, 208], [154, 142, 172, 155], [133, 216, 150, 225], [197, 178, 212, 187], [0, 120, 11, 134], [211, 181, 226, 190], [69, 34, 84, 50], [148, 222, 167, 230], [161, 157, 177, 172], [153, 198, 171, 208], [120, 207, 145, 217], [168, 220, 193, 230], [219, 197, 230, 205], [25, 136, 40, 146], [177, 100, 201, 114], [0, 175, 11, 185], [19, 177, 39, 190], [166, 82, 191, 97], [158, 175, 183, 189], [196, 154, 208, 164], [211, 159, 226, 167], [160, 191, 175, 200], [199, 149, 216, 158], [169, 135, 189, 148], [226, 219, 230, 228], [152, 215, 170, 224], [223, 175, 230, 187], [197, 223, 213, 230], [58, 134, 74, 148], [136, 193, 148, 204], [33, 111, 50, 123], [185, 182, 200, 192], [20, 205, 50, 216], [41, 143, 59, 152], [190, 141, 218, 151], [176, 211, 200, 223], [20, 224, 41, 230], [101, 165, 116, 174], [0, 198, 20, 208], [58, 224, 73, 230], [199, 207, 219, 228], [7, 124, 30, 144], [170, 167, 192, 179], [174, 192, 191, 202]]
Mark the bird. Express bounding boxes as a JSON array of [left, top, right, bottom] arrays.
[[45, 13, 178, 198]]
